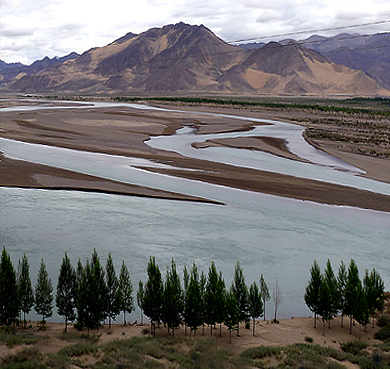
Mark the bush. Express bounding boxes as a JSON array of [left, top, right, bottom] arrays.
[[374, 325, 390, 341], [376, 315, 390, 327], [305, 336, 314, 343], [340, 341, 368, 355]]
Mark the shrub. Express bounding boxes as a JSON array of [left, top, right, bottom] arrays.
[[374, 325, 390, 341], [305, 336, 314, 343], [340, 341, 368, 355], [376, 315, 390, 327]]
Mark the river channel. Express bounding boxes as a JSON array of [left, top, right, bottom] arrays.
[[1, 100, 390, 322]]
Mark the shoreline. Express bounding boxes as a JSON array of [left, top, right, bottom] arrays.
[[1, 99, 390, 211]]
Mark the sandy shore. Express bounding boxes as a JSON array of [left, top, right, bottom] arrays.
[[1, 98, 390, 211], [0, 316, 381, 361]]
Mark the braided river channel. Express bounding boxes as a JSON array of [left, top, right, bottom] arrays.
[[1, 100, 390, 322]]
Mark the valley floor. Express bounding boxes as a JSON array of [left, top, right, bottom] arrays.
[[1, 98, 390, 211]]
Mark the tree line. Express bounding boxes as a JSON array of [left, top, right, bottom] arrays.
[[0, 248, 276, 342], [0, 247, 134, 332], [305, 259, 386, 338]]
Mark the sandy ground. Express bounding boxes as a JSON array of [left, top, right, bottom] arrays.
[[1, 98, 390, 211], [0, 316, 381, 365]]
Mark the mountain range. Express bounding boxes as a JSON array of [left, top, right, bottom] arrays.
[[1, 22, 389, 96]]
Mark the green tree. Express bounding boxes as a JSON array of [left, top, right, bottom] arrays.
[[204, 261, 219, 335], [162, 259, 183, 335], [137, 280, 144, 325], [323, 260, 340, 328], [345, 259, 360, 334], [182, 265, 190, 335], [337, 260, 347, 327], [248, 282, 263, 336], [119, 261, 134, 326], [232, 261, 249, 336], [34, 259, 53, 327], [354, 280, 370, 340], [106, 253, 121, 329], [215, 271, 226, 337], [224, 287, 238, 344], [304, 260, 321, 328], [259, 274, 270, 321], [185, 263, 203, 336], [0, 247, 19, 325], [143, 256, 163, 336], [317, 275, 330, 336], [88, 249, 108, 330], [75, 258, 87, 328], [364, 268, 385, 328], [56, 252, 76, 332], [18, 253, 34, 329]]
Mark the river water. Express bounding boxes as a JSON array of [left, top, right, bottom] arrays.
[[1, 100, 390, 322]]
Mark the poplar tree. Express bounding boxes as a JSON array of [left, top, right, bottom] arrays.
[[205, 261, 219, 335], [18, 253, 34, 329], [224, 287, 238, 344], [75, 258, 87, 328], [137, 280, 144, 325], [143, 256, 163, 336], [182, 265, 190, 335], [354, 280, 370, 340], [248, 282, 263, 336], [185, 263, 203, 336], [88, 249, 108, 330], [259, 274, 270, 321], [323, 259, 339, 327], [106, 253, 121, 329], [215, 271, 226, 337], [0, 247, 19, 325], [305, 260, 321, 328], [34, 259, 53, 327], [337, 260, 347, 327], [232, 261, 249, 336], [345, 259, 360, 334], [56, 252, 76, 332], [364, 268, 385, 328], [163, 259, 183, 335], [119, 261, 134, 326]]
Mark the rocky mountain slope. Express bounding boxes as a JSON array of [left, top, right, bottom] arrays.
[[1, 23, 388, 96]]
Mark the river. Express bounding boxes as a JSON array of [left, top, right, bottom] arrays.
[[1, 100, 389, 322]]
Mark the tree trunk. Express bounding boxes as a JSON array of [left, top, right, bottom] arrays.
[[237, 321, 240, 336], [350, 316, 353, 334], [109, 317, 111, 329], [229, 330, 231, 344], [65, 317, 68, 333], [323, 320, 325, 336], [372, 315, 375, 329], [210, 324, 213, 336], [253, 319, 255, 336], [123, 311, 126, 326], [220, 323, 222, 337]]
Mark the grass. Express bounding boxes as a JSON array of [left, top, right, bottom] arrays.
[[0, 326, 44, 348], [2, 335, 390, 369]]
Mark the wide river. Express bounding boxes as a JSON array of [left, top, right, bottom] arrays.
[[1, 100, 390, 323]]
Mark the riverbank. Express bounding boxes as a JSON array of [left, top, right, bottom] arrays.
[[1, 98, 390, 211], [0, 316, 383, 369]]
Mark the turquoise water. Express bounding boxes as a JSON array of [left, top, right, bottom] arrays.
[[1, 101, 390, 323]]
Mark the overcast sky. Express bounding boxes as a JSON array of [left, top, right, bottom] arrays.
[[1, 0, 390, 64]]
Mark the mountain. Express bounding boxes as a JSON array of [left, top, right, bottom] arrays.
[[3, 23, 388, 96], [219, 41, 386, 95], [0, 52, 80, 87], [301, 32, 390, 89]]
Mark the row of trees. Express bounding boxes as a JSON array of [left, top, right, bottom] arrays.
[[138, 257, 273, 342], [0, 248, 277, 342], [304, 259, 385, 337], [0, 247, 134, 332]]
